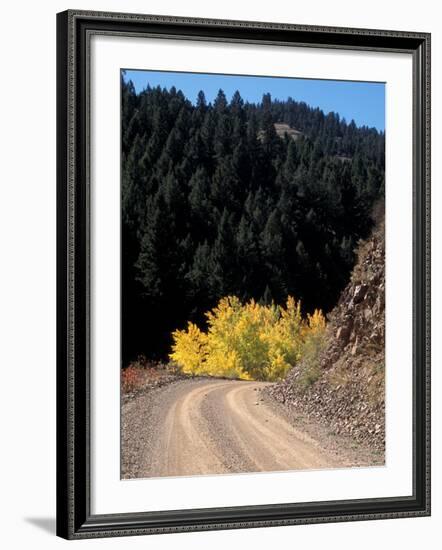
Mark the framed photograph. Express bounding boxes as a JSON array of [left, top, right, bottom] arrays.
[[56, 10, 431, 539]]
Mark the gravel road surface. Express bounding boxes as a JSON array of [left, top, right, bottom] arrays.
[[122, 378, 347, 478]]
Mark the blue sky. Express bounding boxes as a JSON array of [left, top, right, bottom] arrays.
[[123, 69, 385, 131]]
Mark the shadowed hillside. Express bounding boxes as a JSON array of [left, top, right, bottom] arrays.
[[121, 76, 385, 364]]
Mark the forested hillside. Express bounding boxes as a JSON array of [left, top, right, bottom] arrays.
[[121, 74, 384, 364]]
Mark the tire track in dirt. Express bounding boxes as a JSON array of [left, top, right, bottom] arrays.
[[124, 378, 343, 478]]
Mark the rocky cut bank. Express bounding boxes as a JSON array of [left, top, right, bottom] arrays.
[[267, 214, 385, 457]]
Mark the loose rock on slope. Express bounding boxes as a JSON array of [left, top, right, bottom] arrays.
[[267, 216, 385, 457]]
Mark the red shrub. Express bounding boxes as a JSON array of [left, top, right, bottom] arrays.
[[121, 365, 145, 393]]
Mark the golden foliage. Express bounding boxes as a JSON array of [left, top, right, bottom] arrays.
[[170, 322, 207, 376], [169, 296, 326, 382]]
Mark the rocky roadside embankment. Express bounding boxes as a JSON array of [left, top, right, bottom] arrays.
[[267, 218, 385, 457]]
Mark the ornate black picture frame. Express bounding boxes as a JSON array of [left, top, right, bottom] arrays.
[[56, 9, 430, 539]]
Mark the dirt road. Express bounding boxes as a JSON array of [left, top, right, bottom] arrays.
[[122, 378, 345, 479]]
